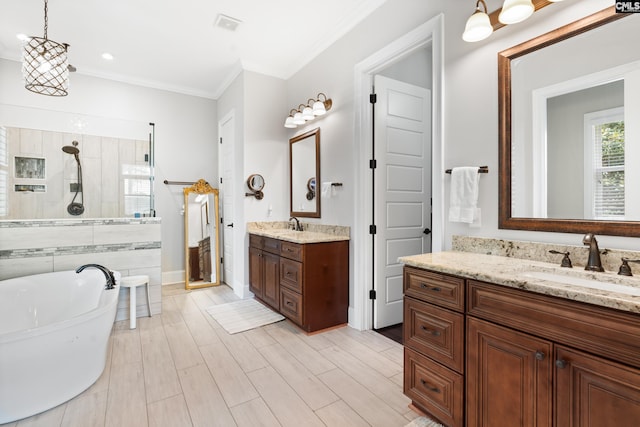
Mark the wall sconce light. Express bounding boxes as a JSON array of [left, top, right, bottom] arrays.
[[283, 93, 332, 129], [463, 0, 563, 43], [22, 0, 71, 96], [499, 0, 534, 25], [462, 0, 493, 42]]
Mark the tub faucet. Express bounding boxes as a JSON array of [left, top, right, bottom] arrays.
[[582, 233, 605, 272], [289, 216, 303, 231], [75, 264, 117, 289]]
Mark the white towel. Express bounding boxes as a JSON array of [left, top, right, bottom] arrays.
[[449, 167, 481, 224]]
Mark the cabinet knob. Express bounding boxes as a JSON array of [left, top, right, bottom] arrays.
[[555, 359, 568, 369], [420, 379, 440, 393], [535, 351, 545, 361]]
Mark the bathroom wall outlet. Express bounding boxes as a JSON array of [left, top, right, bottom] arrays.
[[70, 183, 83, 192]]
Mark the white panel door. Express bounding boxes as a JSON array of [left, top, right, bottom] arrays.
[[374, 75, 431, 329], [219, 115, 234, 287]]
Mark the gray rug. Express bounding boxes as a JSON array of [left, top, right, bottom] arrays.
[[405, 416, 445, 427], [205, 298, 284, 334]]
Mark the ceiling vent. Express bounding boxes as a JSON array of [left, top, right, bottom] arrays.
[[215, 14, 242, 32]]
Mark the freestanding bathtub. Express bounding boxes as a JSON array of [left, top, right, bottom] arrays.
[[0, 269, 120, 424]]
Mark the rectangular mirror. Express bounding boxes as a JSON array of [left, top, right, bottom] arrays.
[[499, 7, 640, 236], [290, 128, 320, 218]]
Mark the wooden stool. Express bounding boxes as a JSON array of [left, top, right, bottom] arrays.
[[120, 275, 151, 329]]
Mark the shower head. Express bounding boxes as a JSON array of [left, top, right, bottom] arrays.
[[62, 141, 80, 155]]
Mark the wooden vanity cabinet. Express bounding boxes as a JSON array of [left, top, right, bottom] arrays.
[[249, 234, 349, 333], [403, 267, 465, 427], [403, 266, 640, 427], [249, 235, 280, 310]]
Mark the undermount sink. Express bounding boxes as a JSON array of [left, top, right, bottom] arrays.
[[520, 270, 640, 297]]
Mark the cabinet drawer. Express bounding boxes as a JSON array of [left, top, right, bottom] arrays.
[[249, 234, 263, 249], [404, 297, 465, 373], [263, 237, 281, 254], [280, 286, 303, 325], [404, 347, 463, 427], [280, 258, 303, 293], [280, 241, 303, 261], [404, 267, 465, 312]]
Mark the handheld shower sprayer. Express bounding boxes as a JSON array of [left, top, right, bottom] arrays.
[[62, 141, 84, 215]]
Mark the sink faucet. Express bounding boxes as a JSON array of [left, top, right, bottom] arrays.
[[289, 216, 303, 231], [582, 233, 605, 272], [76, 264, 117, 289]]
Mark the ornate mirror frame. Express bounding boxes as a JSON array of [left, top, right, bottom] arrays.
[[498, 6, 639, 236], [290, 128, 321, 218], [184, 179, 220, 290]]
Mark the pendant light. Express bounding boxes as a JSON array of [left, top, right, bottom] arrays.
[[499, 0, 535, 25], [462, 0, 493, 42], [22, 0, 70, 96]]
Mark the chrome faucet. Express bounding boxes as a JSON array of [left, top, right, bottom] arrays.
[[76, 264, 117, 289], [289, 216, 303, 231], [582, 233, 605, 272]]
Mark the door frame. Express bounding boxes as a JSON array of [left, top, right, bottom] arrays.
[[218, 109, 235, 293], [352, 14, 444, 331]]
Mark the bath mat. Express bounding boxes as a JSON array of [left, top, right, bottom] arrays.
[[404, 416, 445, 427], [205, 298, 284, 334]]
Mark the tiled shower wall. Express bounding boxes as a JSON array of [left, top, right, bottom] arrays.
[[0, 218, 162, 321], [1, 126, 151, 219]]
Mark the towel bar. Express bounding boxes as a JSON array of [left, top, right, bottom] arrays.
[[445, 166, 489, 174]]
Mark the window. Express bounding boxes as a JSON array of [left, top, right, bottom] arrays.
[[122, 164, 151, 216], [584, 107, 625, 219]]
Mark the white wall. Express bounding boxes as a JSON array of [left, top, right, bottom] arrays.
[[0, 58, 217, 278]]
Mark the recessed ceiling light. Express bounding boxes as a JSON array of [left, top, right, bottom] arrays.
[[102, 53, 114, 61], [215, 14, 242, 32], [16, 33, 29, 42]]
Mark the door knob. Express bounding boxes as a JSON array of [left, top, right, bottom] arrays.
[[227, 223, 234, 228], [423, 228, 432, 235]]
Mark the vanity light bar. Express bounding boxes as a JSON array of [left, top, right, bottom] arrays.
[[284, 93, 332, 128]]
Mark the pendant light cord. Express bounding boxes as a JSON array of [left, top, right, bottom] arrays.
[[43, 0, 49, 39]]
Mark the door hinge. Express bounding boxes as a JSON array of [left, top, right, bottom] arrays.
[[369, 225, 377, 234], [220, 178, 223, 184], [370, 93, 377, 104], [369, 289, 376, 300], [369, 159, 377, 169], [219, 137, 223, 144], [220, 257, 223, 264], [220, 217, 223, 224]]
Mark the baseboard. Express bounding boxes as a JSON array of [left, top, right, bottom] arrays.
[[162, 270, 184, 285]]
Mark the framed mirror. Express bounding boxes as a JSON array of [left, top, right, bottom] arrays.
[[290, 128, 320, 218], [498, 7, 640, 236], [184, 179, 220, 290]]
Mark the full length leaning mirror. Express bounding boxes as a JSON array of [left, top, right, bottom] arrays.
[[184, 179, 220, 290], [290, 128, 321, 218], [499, 6, 640, 236]]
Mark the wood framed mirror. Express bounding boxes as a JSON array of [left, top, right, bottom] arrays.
[[290, 128, 320, 218], [184, 179, 220, 289], [498, 6, 640, 236]]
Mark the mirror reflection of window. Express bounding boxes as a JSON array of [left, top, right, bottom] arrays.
[[584, 108, 625, 220]]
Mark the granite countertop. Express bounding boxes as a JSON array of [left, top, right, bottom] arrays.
[[400, 251, 640, 314], [247, 221, 350, 244]]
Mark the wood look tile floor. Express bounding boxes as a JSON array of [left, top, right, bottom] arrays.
[[3, 284, 419, 427]]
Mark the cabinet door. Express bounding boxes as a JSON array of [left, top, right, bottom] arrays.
[[262, 252, 280, 309], [248, 246, 262, 297], [467, 317, 552, 427], [555, 345, 640, 426]]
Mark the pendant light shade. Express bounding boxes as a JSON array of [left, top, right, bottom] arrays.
[[499, 0, 534, 25], [22, 0, 70, 96], [462, 0, 493, 42]]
